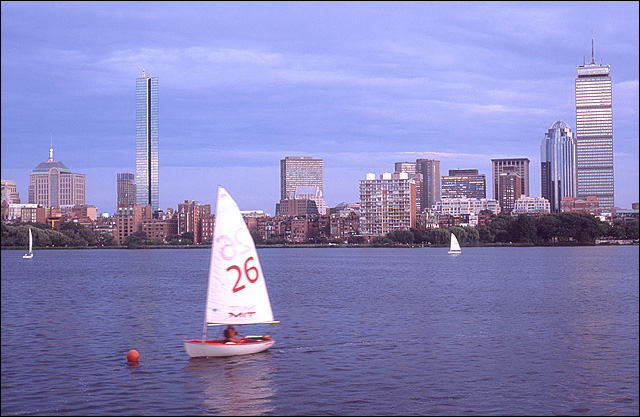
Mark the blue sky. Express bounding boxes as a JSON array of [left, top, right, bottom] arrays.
[[2, 1, 638, 215]]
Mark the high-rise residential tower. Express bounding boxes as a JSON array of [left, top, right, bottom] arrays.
[[541, 120, 577, 213], [136, 70, 159, 215], [359, 172, 417, 236], [575, 41, 613, 208]]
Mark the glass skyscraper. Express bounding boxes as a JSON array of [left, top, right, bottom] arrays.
[[575, 44, 613, 208], [540, 120, 577, 213], [136, 70, 159, 214]]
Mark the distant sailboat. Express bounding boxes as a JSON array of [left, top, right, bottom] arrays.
[[448, 232, 461, 255], [182, 186, 278, 358], [23, 228, 34, 259]]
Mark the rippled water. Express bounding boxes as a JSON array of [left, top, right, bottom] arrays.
[[2, 246, 638, 415]]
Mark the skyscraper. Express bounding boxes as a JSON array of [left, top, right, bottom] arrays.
[[136, 70, 159, 215], [491, 158, 529, 201], [117, 172, 137, 207], [416, 159, 440, 211], [575, 41, 614, 208], [540, 120, 577, 213], [498, 172, 521, 215], [28, 146, 85, 208], [280, 157, 323, 199]]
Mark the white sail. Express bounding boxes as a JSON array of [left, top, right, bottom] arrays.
[[449, 233, 461, 254], [23, 228, 34, 258], [204, 186, 275, 326]]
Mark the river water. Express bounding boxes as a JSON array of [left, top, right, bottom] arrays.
[[1, 246, 638, 415]]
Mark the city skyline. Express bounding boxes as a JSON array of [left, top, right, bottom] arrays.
[[1, 2, 638, 214]]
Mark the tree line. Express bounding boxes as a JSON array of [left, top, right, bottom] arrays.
[[366, 212, 638, 246], [1, 212, 638, 249]]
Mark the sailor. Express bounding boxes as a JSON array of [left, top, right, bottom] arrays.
[[223, 325, 245, 343]]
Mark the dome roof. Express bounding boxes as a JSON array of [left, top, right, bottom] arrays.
[[549, 120, 571, 130]]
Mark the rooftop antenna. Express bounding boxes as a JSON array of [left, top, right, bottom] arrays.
[[591, 31, 595, 64], [142, 68, 146, 78]]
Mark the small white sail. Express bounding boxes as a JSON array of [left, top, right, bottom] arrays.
[[448, 232, 461, 254], [23, 228, 34, 259], [205, 186, 275, 326]]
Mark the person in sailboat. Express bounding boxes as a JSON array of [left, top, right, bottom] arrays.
[[223, 325, 245, 343]]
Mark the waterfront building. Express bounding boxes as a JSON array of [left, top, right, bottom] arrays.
[[512, 197, 551, 216], [498, 172, 522, 215], [117, 172, 137, 208], [1, 179, 21, 204], [115, 204, 143, 244], [142, 217, 178, 242], [432, 198, 500, 217], [359, 172, 417, 236], [561, 196, 601, 215], [441, 169, 486, 199], [177, 200, 211, 244], [575, 42, 614, 208], [541, 121, 577, 213], [280, 157, 323, 203], [136, 70, 159, 215], [491, 158, 529, 201], [28, 146, 85, 208]]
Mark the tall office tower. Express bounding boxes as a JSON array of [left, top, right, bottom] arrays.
[[441, 169, 487, 199], [280, 156, 324, 201], [575, 42, 614, 208], [359, 172, 416, 236], [117, 172, 137, 207], [136, 69, 159, 215], [28, 146, 85, 208], [491, 158, 529, 200], [1, 179, 21, 204], [541, 121, 577, 213], [498, 172, 521, 215], [416, 159, 440, 211]]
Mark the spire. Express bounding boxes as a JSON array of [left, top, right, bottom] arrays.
[[48, 133, 54, 161]]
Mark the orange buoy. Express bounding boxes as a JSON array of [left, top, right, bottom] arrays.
[[127, 349, 140, 362]]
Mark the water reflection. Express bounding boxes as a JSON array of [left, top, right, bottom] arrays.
[[184, 352, 276, 415]]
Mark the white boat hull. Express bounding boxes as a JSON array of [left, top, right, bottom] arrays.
[[182, 338, 275, 358], [23, 253, 33, 259]]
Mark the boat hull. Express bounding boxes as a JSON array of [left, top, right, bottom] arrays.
[[23, 254, 33, 259], [182, 337, 275, 358]]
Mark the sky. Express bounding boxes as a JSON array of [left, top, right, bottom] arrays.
[[1, 1, 638, 215]]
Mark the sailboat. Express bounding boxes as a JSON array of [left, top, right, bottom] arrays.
[[23, 228, 34, 259], [182, 186, 278, 358], [448, 232, 461, 255]]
